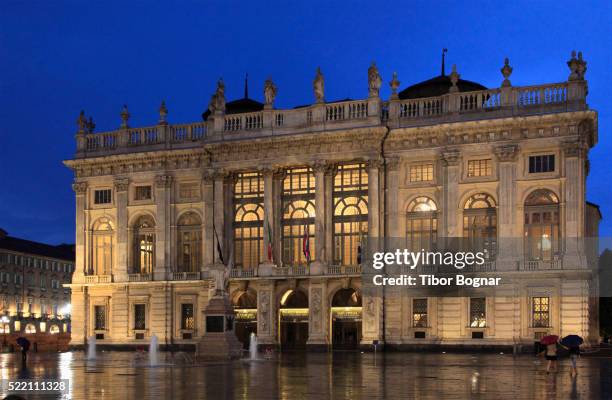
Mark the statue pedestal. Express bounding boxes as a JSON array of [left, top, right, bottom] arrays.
[[196, 294, 243, 360]]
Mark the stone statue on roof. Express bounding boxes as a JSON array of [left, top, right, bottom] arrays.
[[313, 67, 325, 103]]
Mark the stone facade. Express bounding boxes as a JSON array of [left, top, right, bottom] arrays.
[[64, 52, 599, 351]]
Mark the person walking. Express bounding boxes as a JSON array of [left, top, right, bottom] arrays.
[[539, 335, 560, 374], [16, 337, 30, 368], [561, 335, 584, 376]]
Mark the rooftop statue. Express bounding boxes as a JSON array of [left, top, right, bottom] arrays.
[[368, 62, 382, 97], [208, 78, 226, 114], [313, 67, 325, 103], [264, 77, 277, 108]]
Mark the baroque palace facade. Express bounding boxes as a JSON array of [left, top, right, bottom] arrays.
[[65, 52, 599, 351]]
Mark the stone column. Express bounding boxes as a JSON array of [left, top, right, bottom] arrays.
[[441, 150, 461, 243], [313, 162, 327, 268], [563, 139, 588, 268], [495, 144, 519, 269], [361, 291, 383, 346], [72, 182, 88, 281], [272, 169, 286, 266], [256, 280, 277, 347], [325, 165, 335, 266], [224, 173, 236, 266], [154, 175, 173, 280], [262, 168, 275, 265], [307, 279, 328, 349], [367, 160, 382, 253], [114, 179, 129, 281], [212, 171, 226, 264], [202, 171, 214, 267], [386, 157, 401, 241]]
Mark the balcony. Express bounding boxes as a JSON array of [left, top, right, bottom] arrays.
[[167, 271, 202, 281], [128, 273, 152, 282], [72, 78, 587, 159], [519, 259, 564, 271]]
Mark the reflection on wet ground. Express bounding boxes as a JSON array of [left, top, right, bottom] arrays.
[[1, 351, 611, 399]]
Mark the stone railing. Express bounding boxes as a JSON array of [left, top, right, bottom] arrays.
[[128, 273, 152, 282], [76, 275, 113, 284], [74, 80, 586, 158], [168, 271, 202, 281], [519, 259, 564, 271], [325, 265, 362, 275]]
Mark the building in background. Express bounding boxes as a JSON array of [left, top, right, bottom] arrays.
[[64, 51, 599, 351], [0, 229, 74, 351]]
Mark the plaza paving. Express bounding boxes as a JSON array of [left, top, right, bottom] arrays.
[[1, 350, 611, 399]]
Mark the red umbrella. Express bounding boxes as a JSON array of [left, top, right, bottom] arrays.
[[540, 335, 559, 345]]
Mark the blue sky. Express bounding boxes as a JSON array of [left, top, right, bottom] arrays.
[[1, 0, 611, 244]]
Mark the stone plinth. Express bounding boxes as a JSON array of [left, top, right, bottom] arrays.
[[196, 294, 243, 360]]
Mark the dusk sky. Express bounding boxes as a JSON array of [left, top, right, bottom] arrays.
[[1, 0, 611, 245]]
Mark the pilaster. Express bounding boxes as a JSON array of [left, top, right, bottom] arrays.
[[154, 174, 173, 280], [495, 144, 520, 268], [441, 149, 461, 239], [563, 139, 588, 268], [72, 181, 88, 280], [202, 171, 214, 267], [307, 279, 329, 348], [256, 280, 277, 346], [114, 178, 129, 281]]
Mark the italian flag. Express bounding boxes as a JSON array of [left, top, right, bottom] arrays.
[[302, 224, 311, 264]]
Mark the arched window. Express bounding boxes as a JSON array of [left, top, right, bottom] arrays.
[[282, 168, 315, 265], [177, 212, 202, 272], [524, 189, 560, 261], [234, 172, 264, 270], [406, 197, 438, 252], [333, 163, 368, 266], [25, 324, 36, 334], [132, 215, 155, 274], [49, 324, 60, 334], [91, 218, 113, 275], [463, 193, 497, 258]]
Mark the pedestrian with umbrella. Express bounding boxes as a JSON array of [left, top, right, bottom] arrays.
[[539, 334, 559, 374], [16, 337, 30, 368], [560, 334, 583, 376]]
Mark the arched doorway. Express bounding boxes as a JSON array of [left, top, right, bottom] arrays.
[[279, 289, 308, 350], [233, 291, 257, 349], [331, 288, 362, 350]]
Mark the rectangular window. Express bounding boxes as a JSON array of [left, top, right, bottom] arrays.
[[40, 277, 46, 289], [94, 305, 106, 330], [470, 297, 486, 327], [94, 189, 112, 204], [528, 155, 555, 173], [409, 163, 434, 182], [412, 298, 428, 327], [181, 304, 195, 330], [467, 159, 492, 177], [134, 304, 146, 330], [179, 183, 200, 199], [14, 274, 23, 285], [51, 279, 60, 289], [135, 185, 152, 200], [532, 296, 550, 327]]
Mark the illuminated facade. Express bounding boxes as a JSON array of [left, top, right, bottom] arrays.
[[0, 229, 73, 351], [65, 52, 600, 350]]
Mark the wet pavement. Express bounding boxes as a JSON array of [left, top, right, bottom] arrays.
[[1, 350, 611, 399]]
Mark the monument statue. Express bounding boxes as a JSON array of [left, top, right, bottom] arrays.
[[313, 67, 325, 103], [264, 77, 277, 107], [368, 62, 382, 97], [208, 79, 226, 113]]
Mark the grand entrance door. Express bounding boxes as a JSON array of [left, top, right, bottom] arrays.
[[233, 291, 257, 350], [279, 290, 309, 350], [331, 288, 362, 350]]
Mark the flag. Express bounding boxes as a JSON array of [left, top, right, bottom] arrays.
[[213, 224, 224, 264], [357, 245, 362, 265], [302, 224, 311, 264], [266, 220, 274, 263]]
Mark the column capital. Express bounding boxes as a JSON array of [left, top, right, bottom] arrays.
[[155, 174, 173, 189], [114, 178, 129, 192], [312, 160, 336, 175], [201, 168, 215, 184], [562, 138, 588, 158], [441, 149, 461, 166], [72, 181, 88, 194], [494, 143, 520, 162], [272, 167, 287, 181], [365, 158, 383, 170], [386, 156, 401, 171]]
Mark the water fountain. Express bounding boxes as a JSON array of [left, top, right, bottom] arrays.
[[87, 335, 96, 360], [249, 333, 258, 360], [149, 334, 159, 366]]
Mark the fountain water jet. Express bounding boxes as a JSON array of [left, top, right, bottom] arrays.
[[149, 334, 159, 366], [249, 333, 258, 360], [87, 335, 96, 360]]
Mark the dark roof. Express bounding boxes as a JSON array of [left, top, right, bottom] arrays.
[[586, 201, 603, 220], [0, 232, 75, 261], [398, 74, 487, 100], [202, 97, 264, 120]]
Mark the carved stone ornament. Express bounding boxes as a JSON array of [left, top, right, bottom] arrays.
[[155, 174, 173, 188], [567, 50, 587, 81], [71, 181, 88, 194], [562, 138, 587, 158], [259, 291, 270, 332], [368, 62, 382, 98], [389, 72, 400, 99], [442, 149, 461, 166], [366, 158, 383, 170], [311, 288, 322, 331], [263, 77, 277, 107], [494, 143, 520, 162], [501, 57, 513, 87], [386, 156, 401, 171], [313, 67, 325, 103], [114, 178, 129, 192]]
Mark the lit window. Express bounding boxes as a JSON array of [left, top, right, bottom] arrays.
[[234, 172, 264, 269], [177, 212, 202, 272], [94, 305, 106, 330], [463, 193, 497, 258], [94, 189, 112, 204], [92, 217, 114, 275], [135, 185, 152, 200], [470, 298, 486, 327], [532, 297, 550, 327], [282, 168, 316, 266], [524, 190, 560, 261], [412, 298, 428, 327], [529, 155, 555, 173], [467, 159, 492, 177], [409, 163, 434, 182], [132, 215, 155, 274], [181, 304, 194, 330], [406, 197, 438, 253], [134, 304, 146, 330]]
